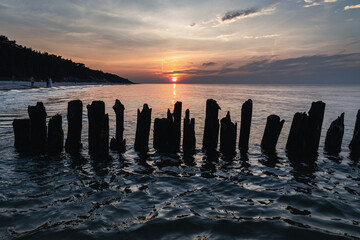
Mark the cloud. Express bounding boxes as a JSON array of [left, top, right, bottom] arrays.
[[189, 22, 196, 27], [304, 2, 321, 7], [344, 4, 360, 10], [221, 8, 258, 21], [324, 0, 337, 2], [202, 62, 216, 67]]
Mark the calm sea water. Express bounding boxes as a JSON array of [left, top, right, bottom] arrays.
[[0, 83, 359, 239]]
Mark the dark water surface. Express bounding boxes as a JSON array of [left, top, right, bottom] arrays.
[[0, 84, 359, 239]]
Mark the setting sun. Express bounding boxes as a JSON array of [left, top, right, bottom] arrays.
[[172, 76, 177, 82]]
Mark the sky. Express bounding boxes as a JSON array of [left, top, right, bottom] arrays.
[[0, 0, 359, 84]]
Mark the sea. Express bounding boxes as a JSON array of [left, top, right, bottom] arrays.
[[0, 83, 359, 239]]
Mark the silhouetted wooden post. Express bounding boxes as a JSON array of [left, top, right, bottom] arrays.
[[220, 111, 237, 155], [134, 104, 152, 152], [324, 113, 344, 154], [349, 109, 360, 154], [286, 112, 308, 153], [28, 102, 47, 153], [306, 101, 326, 153], [239, 99, 252, 152], [286, 101, 325, 154], [47, 114, 64, 154], [12, 119, 30, 151], [87, 101, 109, 156], [110, 99, 126, 152], [202, 99, 220, 151], [173, 101, 182, 151], [183, 109, 195, 153], [65, 100, 83, 153], [261, 115, 285, 152]]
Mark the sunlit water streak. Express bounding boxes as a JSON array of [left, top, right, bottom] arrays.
[[0, 83, 359, 239]]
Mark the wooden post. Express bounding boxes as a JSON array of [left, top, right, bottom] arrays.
[[306, 101, 326, 153], [110, 99, 126, 152], [87, 101, 109, 156], [28, 102, 47, 153], [134, 104, 152, 152], [261, 115, 285, 152], [153, 117, 170, 151], [239, 99, 252, 152], [349, 109, 360, 154], [65, 100, 83, 153], [47, 114, 64, 154], [183, 109, 195, 154], [202, 99, 220, 151], [12, 119, 30, 151], [286, 101, 325, 154], [220, 111, 237, 155], [286, 112, 308, 153], [173, 101, 182, 151], [324, 113, 344, 154]]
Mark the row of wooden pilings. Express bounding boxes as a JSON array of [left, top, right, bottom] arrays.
[[12, 99, 360, 158]]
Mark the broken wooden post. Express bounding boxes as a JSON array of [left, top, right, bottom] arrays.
[[220, 111, 237, 155], [110, 99, 126, 152], [65, 100, 83, 153], [153, 117, 170, 151], [286, 101, 325, 154], [173, 101, 182, 151], [324, 113, 344, 154], [239, 99, 252, 152], [261, 114, 285, 152], [134, 104, 152, 152], [183, 109, 195, 154], [202, 99, 220, 151], [28, 102, 47, 153], [47, 114, 64, 154], [12, 119, 30, 151], [349, 109, 360, 154], [87, 101, 109, 156], [306, 101, 326, 154]]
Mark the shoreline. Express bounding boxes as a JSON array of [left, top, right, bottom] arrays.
[[0, 80, 133, 91]]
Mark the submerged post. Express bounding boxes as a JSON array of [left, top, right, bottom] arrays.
[[12, 119, 30, 151], [324, 113, 344, 154], [220, 111, 237, 155], [239, 99, 252, 152], [202, 99, 220, 151], [65, 100, 83, 153], [173, 101, 182, 151], [28, 102, 47, 153], [183, 109, 195, 154], [110, 99, 126, 152], [261, 115, 285, 152], [134, 104, 152, 153], [349, 109, 360, 154], [87, 101, 109, 156], [286, 101, 325, 154], [47, 114, 64, 154]]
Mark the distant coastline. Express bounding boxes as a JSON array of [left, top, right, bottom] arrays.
[[0, 35, 133, 84]]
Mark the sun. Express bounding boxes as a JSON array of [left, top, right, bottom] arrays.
[[172, 76, 177, 82]]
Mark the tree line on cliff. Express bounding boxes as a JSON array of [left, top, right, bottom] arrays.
[[0, 35, 132, 84]]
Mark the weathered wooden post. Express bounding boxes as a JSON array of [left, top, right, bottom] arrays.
[[134, 104, 152, 152], [110, 99, 126, 152], [87, 101, 109, 156], [47, 114, 64, 154], [349, 109, 360, 154], [286, 101, 325, 154], [173, 101, 182, 151], [220, 111, 237, 155], [261, 115, 285, 152], [183, 109, 195, 154], [65, 100, 83, 153], [239, 99, 252, 152], [202, 99, 220, 151], [28, 102, 47, 153], [12, 119, 30, 151], [324, 113, 344, 154], [306, 101, 326, 153], [153, 117, 170, 151]]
